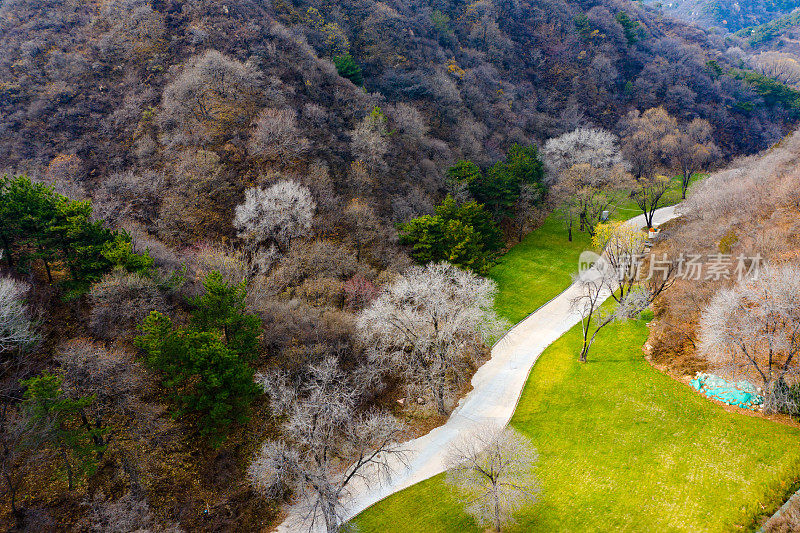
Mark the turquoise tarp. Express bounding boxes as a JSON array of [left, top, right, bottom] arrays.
[[690, 373, 763, 410]]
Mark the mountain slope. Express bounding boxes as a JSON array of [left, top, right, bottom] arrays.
[[0, 0, 797, 246], [651, 0, 800, 32]]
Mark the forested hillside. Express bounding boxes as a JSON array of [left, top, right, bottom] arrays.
[[737, 7, 800, 46], [2, 0, 799, 215], [2, 0, 800, 530], [651, 0, 800, 32]]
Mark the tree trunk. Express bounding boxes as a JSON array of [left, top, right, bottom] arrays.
[[43, 259, 52, 283], [579, 316, 591, 363], [62, 448, 73, 491], [1, 235, 13, 268], [3, 471, 19, 518], [567, 222, 572, 242], [323, 499, 338, 533], [681, 171, 690, 200], [11, 495, 21, 528], [494, 488, 502, 532], [8, 480, 16, 516], [95, 419, 107, 453], [582, 319, 611, 363], [2, 463, 24, 527], [436, 384, 447, 415]]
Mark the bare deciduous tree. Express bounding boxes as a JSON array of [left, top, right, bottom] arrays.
[[572, 222, 674, 362], [633, 174, 671, 229], [190, 243, 250, 287], [662, 118, 719, 199], [618, 107, 676, 181], [752, 51, 800, 88], [619, 106, 712, 224], [551, 163, 630, 239], [248, 359, 406, 533], [571, 270, 610, 364], [591, 221, 647, 303], [0, 276, 39, 355], [85, 491, 182, 533], [96, 1, 167, 63], [698, 264, 800, 413], [510, 182, 546, 243], [342, 198, 388, 263], [388, 103, 429, 140], [357, 262, 507, 415], [160, 50, 261, 145], [89, 269, 169, 340], [445, 423, 538, 533], [572, 276, 654, 363], [156, 149, 229, 244], [544, 128, 629, 240], [55, 339, 148, 451], [350, 107, 389, 172], [0, 404, 40, 526], [249, 107, 310, 162], [94, 170, 166, 227], [234, 180, 315, 254]]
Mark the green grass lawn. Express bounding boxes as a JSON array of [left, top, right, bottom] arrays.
[[489, 215, 591, 324], [355, 313, 800, 532], [488, 174, 693, 324], [354, 174, 800, 532]]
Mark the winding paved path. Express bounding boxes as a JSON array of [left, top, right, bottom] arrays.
[[277, 206, 680, 532]]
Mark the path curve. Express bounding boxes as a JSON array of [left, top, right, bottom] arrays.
[[277, 206, 680, 532]]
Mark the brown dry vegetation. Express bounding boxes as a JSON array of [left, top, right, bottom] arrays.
[[763, 492, 800, 533], [649, 131, 800, 379]]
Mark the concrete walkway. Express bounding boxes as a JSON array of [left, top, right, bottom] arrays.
[[277, 206, 679, 532]]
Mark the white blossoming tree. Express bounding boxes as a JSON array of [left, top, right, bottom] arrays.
[[233, 180, 315, 255], [0, 276, 39, 354], [357, 262, 507, 415]]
